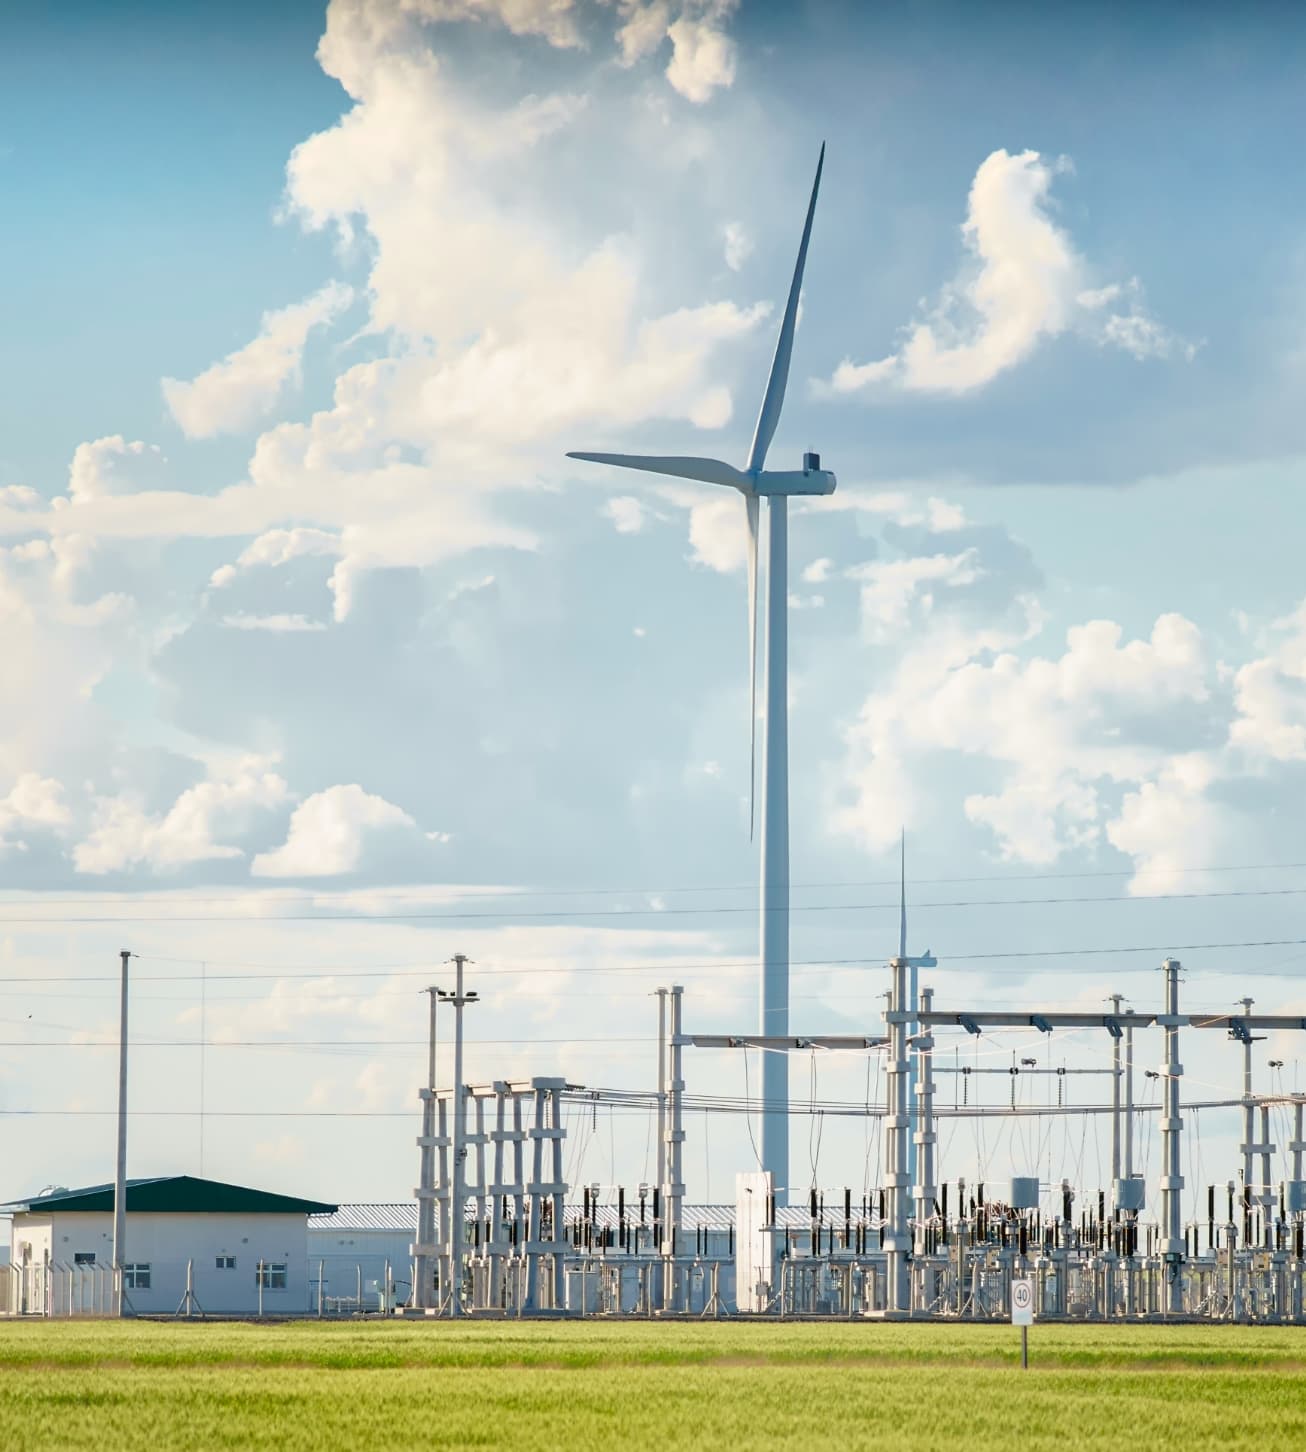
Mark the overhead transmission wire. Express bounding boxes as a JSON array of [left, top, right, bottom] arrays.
[[5, 882, 1306, 927], [0, 1095, 1261, 1122], [15, 936, 1306, 997], [2, 852, 1305, 912]]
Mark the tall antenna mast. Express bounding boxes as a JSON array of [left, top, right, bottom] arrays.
[[898, 828, 907, 962]]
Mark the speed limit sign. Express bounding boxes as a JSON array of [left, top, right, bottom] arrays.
[[1011, 1277, 1034, 1326]]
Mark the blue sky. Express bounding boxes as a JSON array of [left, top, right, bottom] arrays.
[[2, 0, 1306, 1211]]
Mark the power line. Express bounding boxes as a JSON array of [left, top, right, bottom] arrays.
[[0, 854, 1301, 910], [1, 881, 1305, 926], [0, 1097, 1257, 1121], [7, 937, 1306, 990]]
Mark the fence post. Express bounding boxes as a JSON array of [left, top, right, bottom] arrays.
[[317, 1260, 324, 1318]]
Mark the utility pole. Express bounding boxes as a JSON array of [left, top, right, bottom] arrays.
[[900, 833, 918, 1185], [1109, 994, 1123, 1201], [1240, 996, 1256, 1239], [1124, 1009, 1135, 1183], [664, 986, 685, 1312], [886, 942, 936, 1315], [913, 985, 937, 1268], [1160, 959, 1185, 1313], [414, 987, 439, 1310], [654, 988, 667, 1308], [113, 949, 130, 1315], [438, 954, 477, 1317]]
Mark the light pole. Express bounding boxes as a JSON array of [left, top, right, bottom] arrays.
[[113, 949, 131, 1315]]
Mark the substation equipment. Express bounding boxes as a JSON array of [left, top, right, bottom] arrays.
[[410, 961, 1306, 1322]]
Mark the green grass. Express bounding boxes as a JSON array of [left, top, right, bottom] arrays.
[[1, 1320, 1304, 1450]]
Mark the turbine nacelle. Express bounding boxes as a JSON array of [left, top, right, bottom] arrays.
[[753, 453, 837, 497]]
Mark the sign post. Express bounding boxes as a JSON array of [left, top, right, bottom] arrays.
[[1011, 1276, 1034, 1369]]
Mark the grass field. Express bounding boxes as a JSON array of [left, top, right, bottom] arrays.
[[1, 1319, 1304, 1450]]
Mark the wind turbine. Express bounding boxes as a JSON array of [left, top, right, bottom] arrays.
[[567, 144, 833, 1201]]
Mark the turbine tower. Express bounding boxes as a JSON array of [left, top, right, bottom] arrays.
[[568, 145, 832, 1200]]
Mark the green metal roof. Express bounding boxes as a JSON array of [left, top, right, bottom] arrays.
[[2, 1175, 337, 1216]]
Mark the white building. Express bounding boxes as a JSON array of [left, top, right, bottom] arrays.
[[2, 1175, 336, 1316]]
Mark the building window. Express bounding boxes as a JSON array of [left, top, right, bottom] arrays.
[[124, 1264, 151, 1290], [215, 1255, 236, 1270], [255, 1262, 287, 1290], [73, 1252, 96, 1266]]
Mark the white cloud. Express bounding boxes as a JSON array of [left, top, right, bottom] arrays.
[[849, 550, 983, 639], [808, 487, 969, 533], [74, 760, 291, 875], [1105, 755, 1228, 893], [604, 496, 647, 533], [666, 4, 737, 103], [1102, 309, 1189, 361], [820, 149, 1185, 396], [1229, 602, 1306, 763], [0, 773, 70, 852], [615, 0, 671, 62], [162, 282, 353, 440], [67, 436, 166, 502], [251, 784, 416, 878], [0, 540, 132, 781], [723, 221, 752, 271], [837, 610, 1211, 861], [209, 528, 342, 590], [0, 5, 762, 623], [614, 1, 738, 103], [684, 489, 747, 573], [802, 557, 832, 584], [220, 613, 329, 632], [336, 0, 586, 53]]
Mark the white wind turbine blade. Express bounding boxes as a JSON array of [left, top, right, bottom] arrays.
[[746, 492, 759, 839], [566, 452, 750, 492], [745, 142, 825, 473]]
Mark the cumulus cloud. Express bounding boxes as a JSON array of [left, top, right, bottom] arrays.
[[0, 540, 132, 779], [0, 2, 762, 625], [837, 594, 1212, 864], [162, 282, 353, 440], [820, 149, 1186, 396], [68, 436, 166, 502], [0, 773, 70, 852], [251, 783, 416, 877], [604, 496, 647, 533], [614, 1, 739, 103], [665, 4, 737, 102], [74, 760, 291, 875], [849, 550, 983, 640], [1105, 755, 1229, 893]]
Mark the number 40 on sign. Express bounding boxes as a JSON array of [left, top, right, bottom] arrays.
[[1011, 1277, 1034, 1369]]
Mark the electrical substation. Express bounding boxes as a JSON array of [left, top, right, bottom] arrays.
[[410, 958, 1306, 1323]]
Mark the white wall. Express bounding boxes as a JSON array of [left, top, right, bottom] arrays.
[[10, 1211, 311, 1315], [307, 1225, 415, 1307]]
